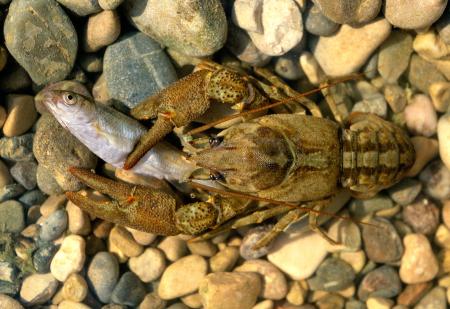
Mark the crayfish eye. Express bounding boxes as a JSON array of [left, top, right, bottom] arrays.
[[208, 136, 223, 147], [209, 172, 224, 181], [63, 93, 77, 105]]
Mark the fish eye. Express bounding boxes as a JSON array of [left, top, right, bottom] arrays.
[[63, 93, 77, 105]]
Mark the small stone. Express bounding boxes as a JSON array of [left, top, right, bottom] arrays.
[[352, 95, 387, 118], [406, 137, 439, 177], [83, 10, 120, 52], [307, 257, 355, 292], [429, 82, 450, 113], [384, 0, 447, 30], [39, 209, 68, 241], [383, 84, 407, 113], [10, 161, 37, 190], [126, 228, 156, 246], [124, 0, 227, 57], [274, 52, 304, 80], [235, 259, 288, 300], [56, 0, 101, 16], [58, 301, 91, 309], [349, 194, 394, 218], [397, 282, 432, 306], [210, 246, 239, 272], [414, 287, 446, 309], [40, 194, 66, 217], [19, 189, 46, 207], [0, 183, 25, 202], [252, 300, 274, 309], [377, 31, 413, 83], [327, 217, 361, 252], [240, 225, 273, 259], [346, 300, 365, 309], [50, 235, 86, 282], [268, 231, 329, 280], [20, 273, 59, 305], [438, 114, 450, 171], [339, 250, 366, 274], [181, 293, 202, 308], [158, 235, 188, 262], [66, 201, 91, 236], [0, 294, 24, 309], [399, 234, 439, 284], [4, 0, 78, 85], [62, 273, 88, 302], [0, 200, 24, 233], [79, 53, 103, 73], [313, 0, 381, 24], [0, 66, 31, 93], [247, 0, 303, 56], [402, 197, 439, 235], [33, 243, 58, 273], [444, 201, 450, 229], [404, 94, 437, 137], [103, 32, 178, 109], [413, 30, 450, 60], [187, 240, 218, 257], [3, 95, 37, 137], [36, 164, 64, 195], [407, 54, 447, 94], [111, 272, 146, 306], [93, 220, 114, 239], [99, 0, 123, 10], [231, 0, 263, 33], [139, 292, 166, 309], [0, 261, 15, 283], [366, 297, 394, 309], [199, 272, 261, 309], [357, 266, 401, 301], [0, 133, 34, 162], [362, 217, 403, 263], [303, 2, 339, 37], [87, 252, 119, 303], [419, 160, 450, 200], [313, 18, 391, 77], [0, 159, 12, 188], [316, 293, 345, 309], [129, 248, 166, 283], [435, 224, 450, 248], [108, 225, 143, 258], [387, 178, 422, 206], [286, 281, 307, 306]]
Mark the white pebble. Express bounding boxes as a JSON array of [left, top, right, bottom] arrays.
[[50, 235, 86, 282]]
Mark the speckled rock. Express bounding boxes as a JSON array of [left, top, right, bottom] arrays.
[[33, 243, 59, 273], [407, 54, 447, 94], [124, 0, 227, 57], [36, 164, 64, 195], [307, 257, 355, 292], [83, 10, 121, 52], [314, 0, 381, 24], [384, 0, 447, 30], [303, 2, 339, 37], [357, 266, 401, 301], [129, 248, 166, 282], [50, 235, 86, 282], [210, 246, 239, 272], [0, 133, 34, 162], [111, 272, 146, 306], [0, 294, 24, 309], [4, 0, 78, 85], [240, 225, 273, 260], [387, 178, 422, 206], [402, 197, 439, 235], [419, 160, 450, 200], [103, 32, 177, 108], [378, 31, 413, 83], [0, 200, 24, 233], [39, 209, 68, 241], [399, 234, 439, 284], [313, 18, 391, 77], [10, 160, 37, 190], [438, 113, 450, 170], [19, 273, 59, 305], [33, 114, 97, 191], [88, 252, 119, 303], [3, 95, 37, 137], [199, 272, 261, 309], [57, 0, 101, 16]]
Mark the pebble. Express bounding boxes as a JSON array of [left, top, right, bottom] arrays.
[[0, 294, 24, 309], [240, 225, 273, 259], [415, 286, 446, 309], [187, 240, 218, 257], [397, 282, 432, 306], [62, 273, 88, 302], [33, 114, 97, 191], [361, 217, 403, 263], [357, 266, 401, 301], [327, 217, 361, 252], [19, 189, 46, 207], [158, 235, 188, 262], [404, 94, 437, 137], [444, 201, 450, 229], [210, 246, 240, 272], [246, 0, 303, 56], [19, 273, 59, 305], [419, 160, 450, 200], [377, 31, 413, 83], [339, 250, 367, 274], [128, 248, 166, 283], [315, 294, 345, 308], [108, 225, 143, 258], [315, 0, 381, 24], [79, 53, 103, 73], [402, 197, 439, 235], [274, 52, 304, 80], [303, 2, 339, 37], [87, 252, 119, 303], [307, 257, 355, 292], [139, 292, 166, 309], [4, 0, 78, 85], [158, 255, 208, 300], [3, 95, 37, 137], [413, 30, 450, 60], [407, 137, 439, 177], [10, 161, 36, 190], [253, 300, 274, 309], [286, 281, 307, 306], [436, 224, 450, 249], [103, 32, 178, 109], [349, 194, 394, 218], [36, 165, 63, 195], [93, 220, 114, 239], [50, 235, 86, 282], [39, 209, 67, 241], [99, 0, 123, 10], [57, 0, 101, 16], [387, 178, 422, 206], [430, 82, 450, 112], [181, 293, 202, 308], [366, 297, 394, 309], [407, 54, 447, 94], [58, 301, 91, 309], [83, 10, 121, 52], [352, 95, 387, 118], [66, 201, 91, 236], [438, 114, 450, 170], [268, 231, 329, 280], [0, 183, 25, 202], [0, 261, 15, 283], [0, 200, 24, 233], [127, 228, 156, 246], [40, 194, 66, 217], [313, 18, 391, 77], [235, 259, 288, 300], [399, 234, 439, 284], [384, 0, 447, 29], [0, 159, 12, 188], [111, 272, 146, 306], [199, 272, 261, 309], [33, 243, 59, 273], [231, 0, 263, 33], [0, 133, 34, 162], [125, 0, 227, 57]]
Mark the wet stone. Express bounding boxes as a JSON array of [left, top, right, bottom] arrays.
[[419, 160, 450, 200], [303, 2, 339, 37], [387, 178, 422, 206], [414, 286, 446, 309], [111, 272, 146, 307], [404, 94, 437, 137], [19, 273, 59, 305], [50, 235, 86, 282], [33, 243, 59, 273], [128, 248, 166, 283], [362, 217, 403, 263], [158, 236, 188, 262], [0, 294, 24, 309], [307, 257, 355, 292], [313, 0, 381, 24], [0, 184, 25, 202], [10, 160, 37, 190], [210, 246, 239, 272], [83, 9, 121, 52], [349, 194, 394, 218], [88, 252, 119, 303], [0, 133, 34, 162], [103, 32, 177, 109], [357, 265, 401, 301], [187, 240, 218, 257], [4, 0, 78, 86], [3, 95, 38, 137], [39, 209, 68, 241], [62, 273, 88, 302], [407, 54, 447, 94], [0, 200, 24, 233], [19, 189, 46, 207], [240, 225, 273, 259], [274, 52, 304, 81], [397, 282, 432, 306], [383, 83, 407, 113], [402, 197, 439, 235], [139, 292, 167, 309]]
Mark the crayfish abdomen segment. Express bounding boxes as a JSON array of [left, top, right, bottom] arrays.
[[341, 113, 415, 198]]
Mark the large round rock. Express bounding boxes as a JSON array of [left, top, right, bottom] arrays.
[[103, 32, 178, 108], [4, 0, 77, 86]]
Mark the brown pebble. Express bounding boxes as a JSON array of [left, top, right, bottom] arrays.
[[406, 136, 439, 177], [84, 10, 121, 52], [93, 220, 114, 239], [108, 225, 143, 258], [402, 197, 439, 235], [397, 282, 432, 306], [3, 94, 37, 137], [62, 273, 88, 302], [40, 194, 67, 217]]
